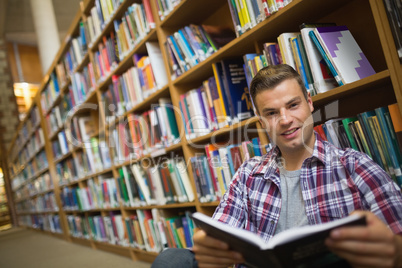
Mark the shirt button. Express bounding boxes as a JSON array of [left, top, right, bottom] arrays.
[[270, 220, 275, 224]]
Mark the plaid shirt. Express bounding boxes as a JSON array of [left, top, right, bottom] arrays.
[[213, 134, 402, 246]]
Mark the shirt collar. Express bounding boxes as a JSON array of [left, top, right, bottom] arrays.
[[254, 132, 327, 177]]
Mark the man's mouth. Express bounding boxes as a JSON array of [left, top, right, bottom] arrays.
[[282, 128, 299, 135]]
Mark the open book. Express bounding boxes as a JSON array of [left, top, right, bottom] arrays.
[[192, 212, 366, 268]]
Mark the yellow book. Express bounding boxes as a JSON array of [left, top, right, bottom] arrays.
[[176, 227, 187, 248], [354, 120, 372, 158], [216, 166, 227, 196], [212, 63, 229, 127], [234, 0, 245, 29], [239, 0, 251, 31]]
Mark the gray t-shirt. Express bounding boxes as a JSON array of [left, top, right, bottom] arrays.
[[274, 167, 309, 235]]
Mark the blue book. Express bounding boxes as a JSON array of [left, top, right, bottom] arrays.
[[291, 37, 310, 91], [358, 111, 384, 169], [168, 35, 189, 72], [375, 107, 402, 187], [226, 144, 240, 176], [201, 156, 216, 201], [309, 30, 344, 86], [184, 26, 207, 61], [252, 137, 262, 157], [181, 216, 194, 248], [178, 29, 199, 66], [220, 58, 254, 123]]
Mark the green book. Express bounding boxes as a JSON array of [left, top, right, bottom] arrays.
[[341, 117, 359, 150]]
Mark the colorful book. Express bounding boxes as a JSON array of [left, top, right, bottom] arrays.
[[313, 25, 376, 84]]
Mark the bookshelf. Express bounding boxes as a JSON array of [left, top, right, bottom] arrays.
[[5, 0, 402, 263]]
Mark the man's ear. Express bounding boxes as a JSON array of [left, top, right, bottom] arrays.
[[307, 92, 314, 113]]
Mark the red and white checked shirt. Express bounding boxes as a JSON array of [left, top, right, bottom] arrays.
[[213, 133, 402, 244]]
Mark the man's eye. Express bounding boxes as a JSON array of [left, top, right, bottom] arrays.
[[290, 103, 298, 108]]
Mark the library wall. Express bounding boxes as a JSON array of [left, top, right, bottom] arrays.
[[0, 38, 19, 148]]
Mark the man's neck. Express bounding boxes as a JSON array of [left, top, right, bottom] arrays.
[[279, 141, 315, 171]]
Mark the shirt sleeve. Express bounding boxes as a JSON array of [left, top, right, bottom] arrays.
[[212, 157, 261, 228], [345, 149, 402, 234]]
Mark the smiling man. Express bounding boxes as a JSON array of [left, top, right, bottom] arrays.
[[152, 64, 402, 268]]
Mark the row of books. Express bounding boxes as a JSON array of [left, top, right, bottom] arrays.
[[29, 172, 54, 197], [56, 158, 79, 186], [11, 106, 41, 162], [118, 160, 194, 207], [178, 58, 253, 140], [55, 140, 112, 186], [60, 177, 119, 211], [19, 214, 63, 234], [89, 0, 124, 39], [315, 103, 402, 189], [40, 72, 61, 114], [92, 31, 120, 82], [229, 0, 293, 37], [165, 24, 235, 79], [70, 64, 97, 106], [112, 2, 155, 60], [153, 0, 181, 21], [66, 209, 196, 252], [10, 152, 49, 192], [13, 172, 54, 202], [45, 92, 74, 138], [51, 131, 70, 160], [243, 23, 376, 97], [13, 128, 45, 170], [101, 45, 168, 119], [109, 100, 179, 163], [191, 137, 264, 202], [15, 192, 58, 213], [383, 0, 402, 60]]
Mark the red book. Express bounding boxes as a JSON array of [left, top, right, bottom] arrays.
[[143, 0, 155, 28]]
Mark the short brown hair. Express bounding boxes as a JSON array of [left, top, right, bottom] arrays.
[[249, 64, 308, 113]]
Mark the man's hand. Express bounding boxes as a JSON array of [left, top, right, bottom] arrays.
[[192, 228, 245, 268], [325, 211, 402, 268]]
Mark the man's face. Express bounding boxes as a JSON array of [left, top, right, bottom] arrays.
[[255, 78, 315, 155]]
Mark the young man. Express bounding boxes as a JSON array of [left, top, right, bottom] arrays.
[[152, 64, 402, 268]]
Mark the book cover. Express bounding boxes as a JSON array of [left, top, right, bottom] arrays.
[[220, 58, 254, 123], [314, 25, 376, 84], [309, 30, 344, 87], [192, 212, 366, 268]]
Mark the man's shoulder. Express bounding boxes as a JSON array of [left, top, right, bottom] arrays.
[[239, 148, 278, 176], [320, 139, 373, 167]]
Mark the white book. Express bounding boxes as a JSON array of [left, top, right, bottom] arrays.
[[277, 32, 298, 69], [145, 42, 168, 89], [114, 215, 128, 246], [167, 161, 186, 202], [149, 166, 167, 205], [176, 160, 195, 202], [324, 119, 343, 148], [313, 25, 376, 84], [218, 147, 233, 188], [71, 38, 83, 64], [130, 67, 144, 104], [136, 210, 152, 252], [300, 26, 338, 93], [192, 212, 366, 268], [103, 216, 116, 244], [131, 164, 152, 205], [58, 132, 68, 155]]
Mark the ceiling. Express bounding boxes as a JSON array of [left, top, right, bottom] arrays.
[[1, 0, 82, 46]]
